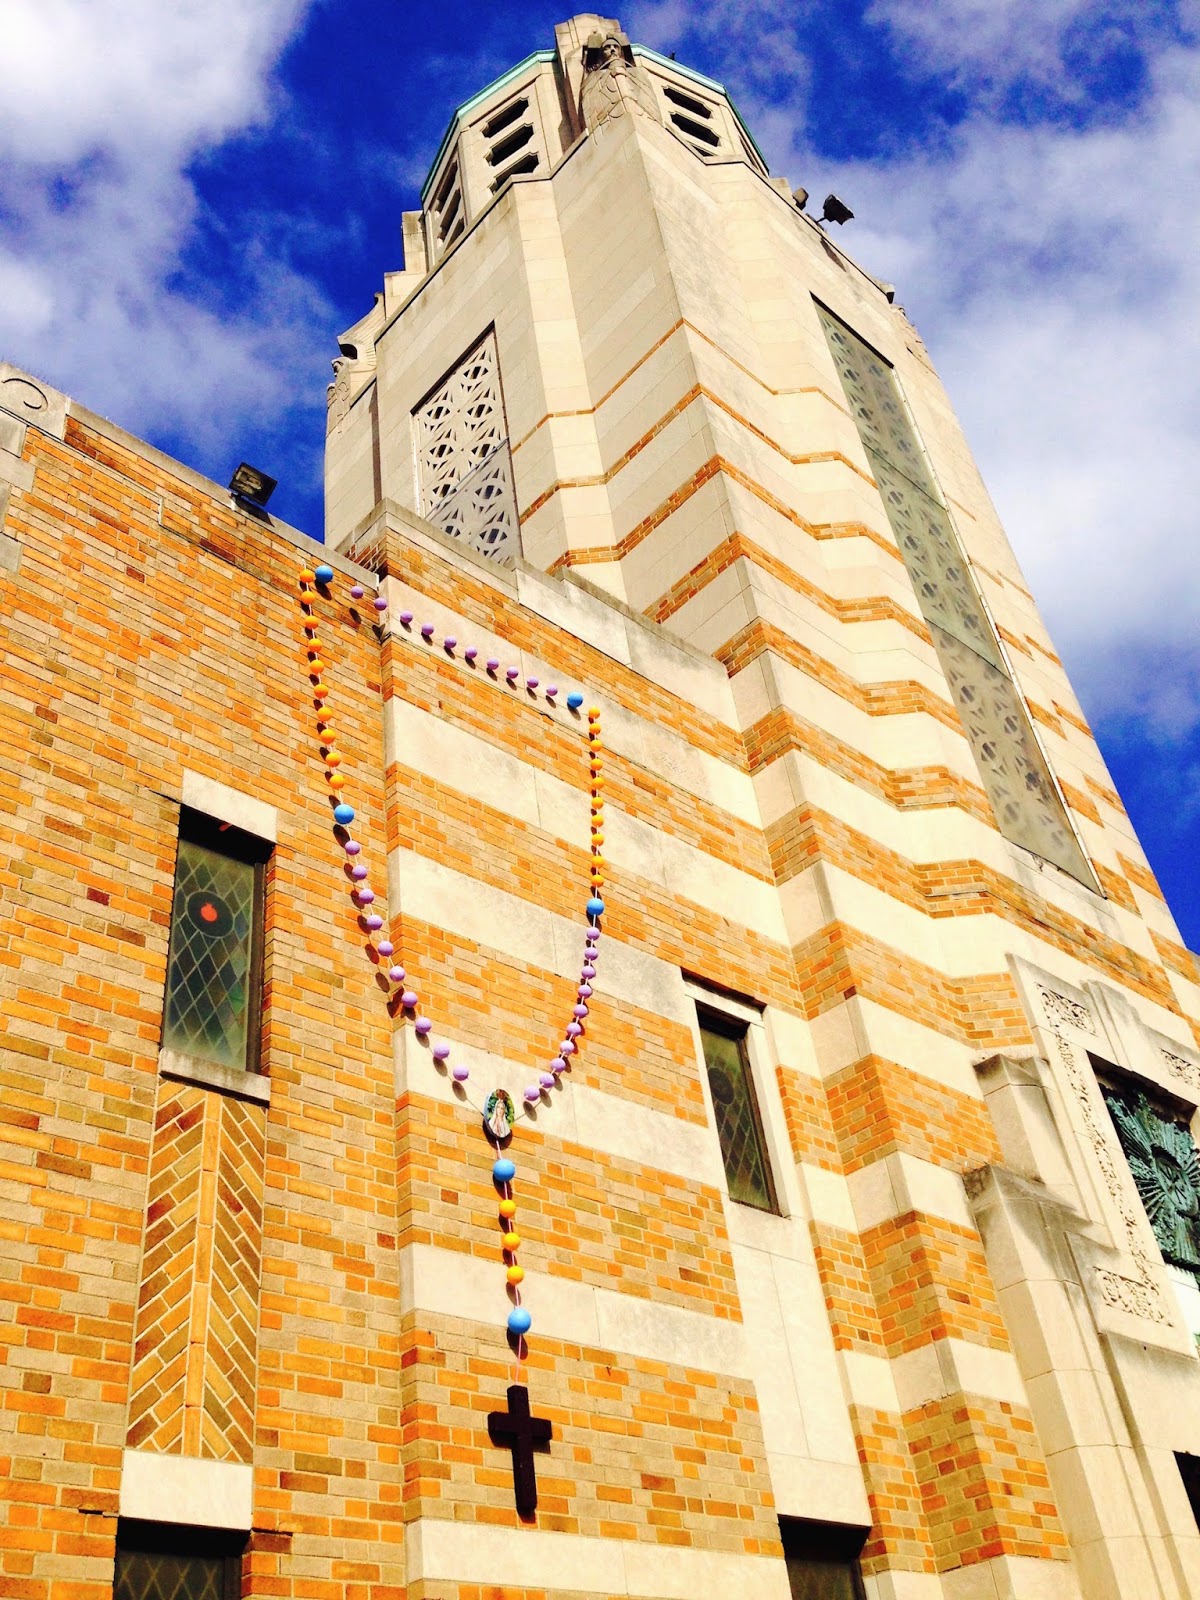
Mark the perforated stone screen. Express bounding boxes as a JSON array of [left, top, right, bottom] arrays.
[[818, 305, 1095, 889], [413, 331, 520, 562]]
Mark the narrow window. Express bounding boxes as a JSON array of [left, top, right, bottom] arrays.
[[114, 1520, 244, 1600], [1178, 1454, 1200, 1530], [780, 1516, 867, 1600], [698, 1011, 778, 1212], [162, 809, 267, 1074]]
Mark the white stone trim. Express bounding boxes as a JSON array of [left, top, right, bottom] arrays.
[[399, 1240, 751, 1378], [181, 770, 278, 843], [405, 1516, 791, 1598], [847, 1150, 976, 1234], [119, 1449, 253, 1530], [888, 1337, 1027, 1413], [158, 1048, 270, 1106]]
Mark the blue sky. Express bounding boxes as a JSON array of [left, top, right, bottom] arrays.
[[1, 0, 1197, 951]]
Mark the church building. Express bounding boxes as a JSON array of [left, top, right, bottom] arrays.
[[4, 13, 1200, 1599]]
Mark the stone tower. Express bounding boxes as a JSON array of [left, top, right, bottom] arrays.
[[4, 13, 1200, 1600]]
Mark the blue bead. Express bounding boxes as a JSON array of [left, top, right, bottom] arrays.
[[507, 1307, 532, 1336], [566, 692, 584, 710], [493, 1158, 516, 1185], [333, 803, 355, 825], [314, 563, 335, 584], [586, 896, 605, 919]]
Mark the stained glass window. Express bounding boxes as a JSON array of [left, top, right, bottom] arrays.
[[780, 1517, 867, 1600], [698, 1016, 777, 1212], [1103, 1086, 1200, 1285], [162, 813, 265, 1073], [114, 1522, 242, 1600], [817, 304, 1096, 890]]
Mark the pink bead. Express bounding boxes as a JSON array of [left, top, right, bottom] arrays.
[[526, 678, 538, 690], [356, 886, 375, 904], [373, 597, 388, 613], [399, 611, 413, 626], [465, 647, 478, 662], [365, 914, 383, 930], [432, 1042, 451, 1061], [573, 1004, 588, 1019], [506, 666, 519, 681], [546, 686, 558, 698], [552, 1059, 567, 1075], [414, 1017, 432, 1036], [566, 1022, 582, 1038], [581, 964, 596, 980], [343, 839, 361, 855], [350, 864, 369, 880], [444, 637, 456, 651], [578, 983, 593, 999], [421, 623, 434, 638], [377, 940, 394, 957], [388, 966, 406, 983], [350, 584, 365, 600], [540, 1072, 556, 1089], [524, 1085, 541, 1102], [401, 990, 418, 1008], [560, 1039, 576, 1055], [453, 1064, 470, 1082], [486, 658, 499, 672]]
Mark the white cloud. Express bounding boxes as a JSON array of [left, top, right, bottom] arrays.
[[0, 0, 326, 493]]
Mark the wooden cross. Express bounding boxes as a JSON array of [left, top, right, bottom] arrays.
[[487, 1383, 552, 1517]]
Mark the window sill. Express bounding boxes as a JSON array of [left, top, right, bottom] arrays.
[[158, 1049, 270, 1106]]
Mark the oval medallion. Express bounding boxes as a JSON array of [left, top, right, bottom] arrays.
[[484, 1089, 516, 1144]]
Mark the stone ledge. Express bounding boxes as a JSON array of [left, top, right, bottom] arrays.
[[158, 1048, 270, 1106], [119, 1449, 253, 1530]]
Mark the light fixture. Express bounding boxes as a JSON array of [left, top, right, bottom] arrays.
[[228, 462, 278, 511], [792, 186, 809, 212], [819, 193, 854, 226]]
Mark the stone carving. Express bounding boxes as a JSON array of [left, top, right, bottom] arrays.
[[1051, 1030, 1168, 1319], [0, 375, 49, 418], [1163, 1049, 1200, 1094], [580, 29, 662, 133], [1104, 1089, 1200, 1278], [327, 358, 354, 430], [817, 306, 1095, 889], [1038, 985, 1096, 1035], [414, 331, 520, 563]]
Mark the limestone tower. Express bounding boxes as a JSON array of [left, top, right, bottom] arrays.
[[321, 14, 1200, 1599]]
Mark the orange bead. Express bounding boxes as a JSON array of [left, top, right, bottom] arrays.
[[309, 659, 324, 675], [326, 752, 342, 768], [506, 1265, 524, 1285], [329, 773, 345, 789], [300, 568, 315, 583], [502, 1231, 520, 1252], [313, 684, 329, 700], [588, 706, 600, 719], [498, 1198, 516, 1218], [591, 777, 604, 792]]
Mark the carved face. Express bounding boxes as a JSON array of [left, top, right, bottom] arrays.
[[598, 37, 622, 66]]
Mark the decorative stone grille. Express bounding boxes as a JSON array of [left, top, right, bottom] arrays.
[[818, 305, 1094, 889], [413, 332, 520, 562]]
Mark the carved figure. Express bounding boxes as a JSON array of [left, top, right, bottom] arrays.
[[580, 29, 662, 134]]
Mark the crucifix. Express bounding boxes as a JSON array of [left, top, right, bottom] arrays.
[[487, 1384, 552, 1517]]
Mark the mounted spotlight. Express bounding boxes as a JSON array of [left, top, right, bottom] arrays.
[[229, 462, 278, 513], [819, 193, 854, 226], [792, 186, 809, 212]]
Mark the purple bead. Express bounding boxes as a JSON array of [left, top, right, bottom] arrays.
[[486, 658, 499, 673], [399, 611, 413, 626], [373, 596, 388, 613], [432, 1042, 451, 1061], [552, 1059, 567, 1076], [560, 1039, 576, 1055], [365, 914, 384, 930], [573, 1004, 588, 1019], [414, 1017, 432, 1036], [356, 886, 376, 904], [350, 864, 369, 880], [388, 966, 406, 983], [444, 637, 456, 651], [350, 584, 365, 600], [524, 1085, 541, 1103], [566, 1022, 582, 1039], [421, 623, 435, 638], [401, 990, 418, 1008], [546, 686, 558, 698], [377, 940, 394, 957], [452, 1064, 470, 1082], [578, 983, 593, 999], [343, 839, 361, 855], [505, 666, 518, 681], [464, 647, 478, 663], [526, 678, 538, 690], [540, 1072, 557, 1088], [581, 964, 596, 980]]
